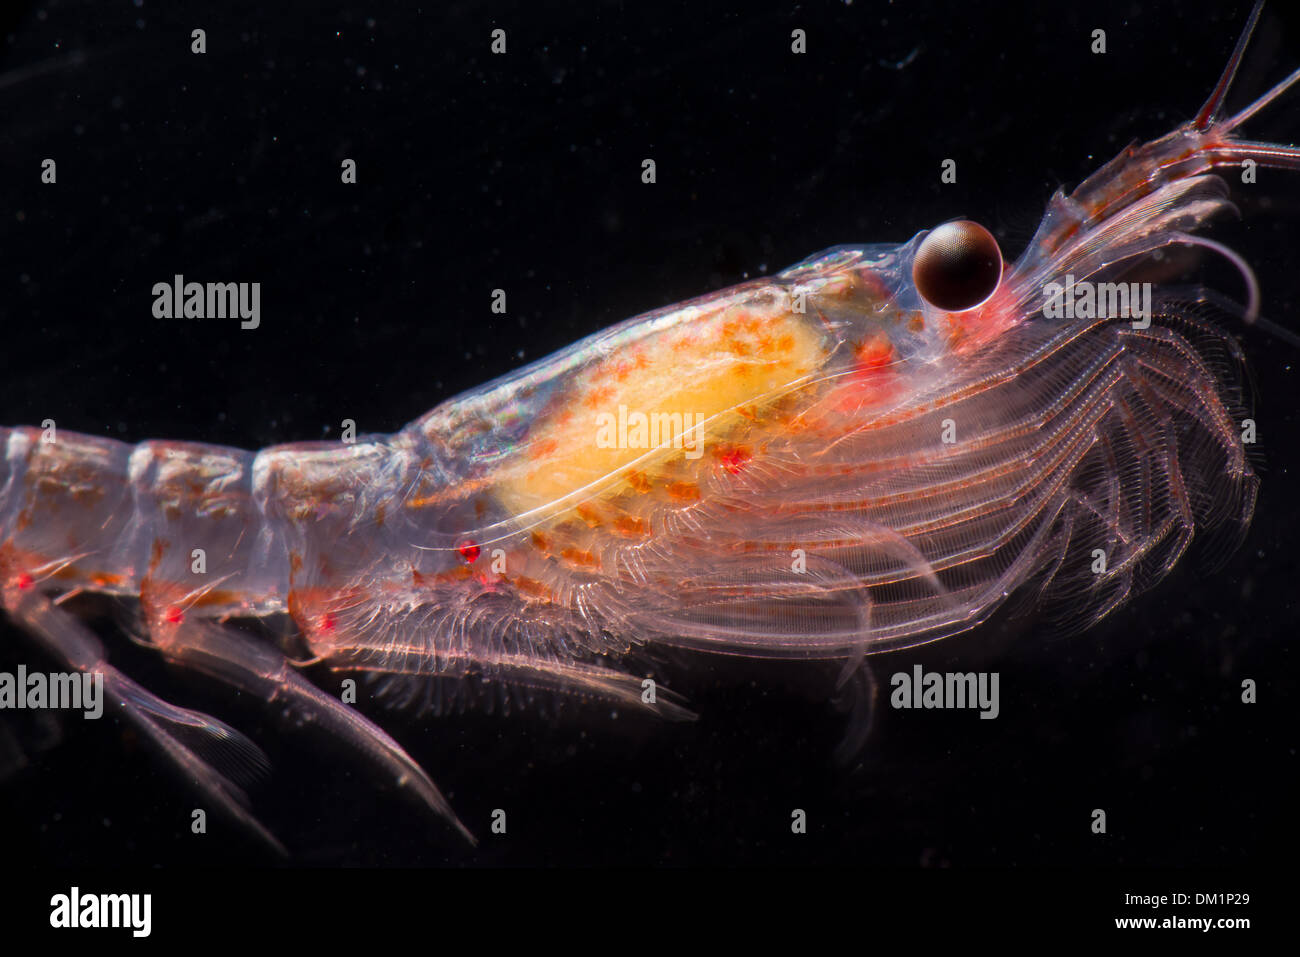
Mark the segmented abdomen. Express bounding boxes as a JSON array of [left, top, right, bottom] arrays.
[[0, 430, 288, 617]]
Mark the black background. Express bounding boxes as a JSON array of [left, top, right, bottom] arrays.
[[0, 0, 1295, 884]]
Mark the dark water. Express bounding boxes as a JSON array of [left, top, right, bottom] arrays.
[[0, 0, 1294, 887]]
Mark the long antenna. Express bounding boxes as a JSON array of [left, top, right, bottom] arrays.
[[1193, 0, 1264, 131]]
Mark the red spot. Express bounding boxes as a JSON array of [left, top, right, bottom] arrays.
[[854, 335, 895, 372], [457, 540, 481, 564], [163, 606, 185, 625], [717, 446, 752, 475], [321, 612, 337, 633], [15, 572, 34, 591]]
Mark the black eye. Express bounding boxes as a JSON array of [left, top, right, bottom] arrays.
[[912, 220, 1003, 312]]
